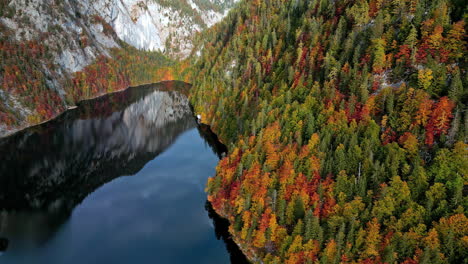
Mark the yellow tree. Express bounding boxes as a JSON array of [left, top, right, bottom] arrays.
[[372, 38, 387, 73], [399, 132, 419, 155], [418, 68, 433, 90], [362, 218, 382, 259], [446, 21, 466, 60]]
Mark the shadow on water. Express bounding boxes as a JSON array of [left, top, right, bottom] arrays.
[[197, 123, 249, 264], [0, 237, 8, 254], [0, 81, 247, 262], [196, 123, 228, 159], [206, 202, 250, 264]]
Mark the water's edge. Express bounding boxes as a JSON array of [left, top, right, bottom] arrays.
[[197, 124, 250, 264], [0, 80, 190, 138], [196, 120, 260, 264], [1, 82, 250, 263], [197, 122, 254, 264]]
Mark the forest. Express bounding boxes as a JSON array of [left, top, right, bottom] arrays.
[[189, 0, 467, 263], [0, 0, 467, 262]]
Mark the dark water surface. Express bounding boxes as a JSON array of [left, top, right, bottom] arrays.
[[0, 81, 248, 264]]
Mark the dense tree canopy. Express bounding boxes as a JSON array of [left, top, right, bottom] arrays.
[[190, 0, 467, 263]]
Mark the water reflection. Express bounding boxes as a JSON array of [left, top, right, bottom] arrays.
[[0, 237, 8, 254], [0, 82, 194, 211], [0, 81, 247, 263]]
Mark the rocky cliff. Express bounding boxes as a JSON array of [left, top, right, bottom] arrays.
[[0, 0, 236, 136]]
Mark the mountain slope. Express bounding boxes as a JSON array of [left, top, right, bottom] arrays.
[[0, 0, 236, 136], [190, 0, 467, 263]]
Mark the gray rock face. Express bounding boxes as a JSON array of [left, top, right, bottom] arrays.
[[0, 0, 236, 136], [2, 0, 235, 69]]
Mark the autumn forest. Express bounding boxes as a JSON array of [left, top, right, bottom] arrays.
[[0, 0, 467, 263], [191, 0, 467, 263]]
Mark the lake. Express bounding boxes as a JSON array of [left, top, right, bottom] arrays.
[[0, 81, 248, 264]]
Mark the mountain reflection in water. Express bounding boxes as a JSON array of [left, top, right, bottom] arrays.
[[0, 81, 248, 264]]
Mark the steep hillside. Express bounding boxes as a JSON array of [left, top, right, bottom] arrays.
[[0, 0, 235, 136], [190, 0, 467, 263]]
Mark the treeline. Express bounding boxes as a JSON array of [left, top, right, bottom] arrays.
[[155, 0, 236, 19], [190, 0, 467, 263], [64, 45, 180, 104], [154, 0, 207, 27], [191, 0, 237, 13]]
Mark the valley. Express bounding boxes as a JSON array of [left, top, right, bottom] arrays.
[[0, 0, 467, 263]]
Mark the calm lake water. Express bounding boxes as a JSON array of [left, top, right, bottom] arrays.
[[0, 81, 248, 264]]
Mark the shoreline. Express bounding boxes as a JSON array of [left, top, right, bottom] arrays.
[[198, 119, 258, 264], [0, 80, 189, 139], [210, 203, 259, 264]]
